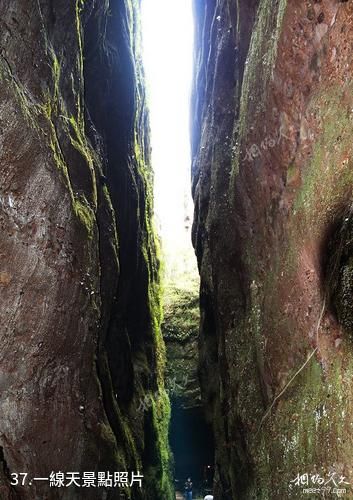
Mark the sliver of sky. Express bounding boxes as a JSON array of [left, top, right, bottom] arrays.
[[141, 0, 194, 256]]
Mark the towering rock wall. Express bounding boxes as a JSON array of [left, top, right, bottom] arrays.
[[192, 0, 353, 498], [0, 1, 172, 499]]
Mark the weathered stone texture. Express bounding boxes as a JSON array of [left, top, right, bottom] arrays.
[[192, 1, 353, 498], [0, 1, 172, 499]]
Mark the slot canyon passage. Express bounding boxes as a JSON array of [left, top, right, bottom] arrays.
[[2, 1, 353, 500]]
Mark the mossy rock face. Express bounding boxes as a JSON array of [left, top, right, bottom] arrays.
[[84, 1, 174, 497], [335, 262, 353, 333], [0, 0, 173, 498], [325, 215, 353, 335], [192, 0, 353, 498], [162, 265, 201, 410], [163, 293, 199, 343]]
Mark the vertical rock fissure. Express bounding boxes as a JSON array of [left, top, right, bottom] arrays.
[[82, 1, 174, 497]]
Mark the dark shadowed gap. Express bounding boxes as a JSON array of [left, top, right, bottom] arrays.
[[141, 0, 215, 497], [170, 402, 214, 494]]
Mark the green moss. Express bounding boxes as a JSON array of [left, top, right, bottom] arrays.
[[294, 85, 353, 228], [241, 83, 353, 496], [263, 352, 353, 496], [144, 392, 174, 500], [96, 422, 129, 472], [74, 196, 95, 239], [162, 269, 199, 402], [163, 288, 199, 341], [48, 45, 61, 114], [0, 24, 98, 239], [324, 214, 353, 334], [47, 118, 96, 238], [134, 132, 173, 499], [96, 351, 142, 478], [1, 1, 172, 496], [67, 114, 98, 207], [135, 126, 167, 383], [230, 0, 287, 180], [243, 263, 353, 494], [130, 36, 173, 491], [75, 0, 85, 121], [286, 162, 298, 185]]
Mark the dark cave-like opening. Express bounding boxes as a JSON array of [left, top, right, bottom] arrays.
[[169, 401, 214, 495], [321, 209, 353, 335]]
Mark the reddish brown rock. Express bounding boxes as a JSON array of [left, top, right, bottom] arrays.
[[0, 1, 172, 499], [192, 1, 353, 498]]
